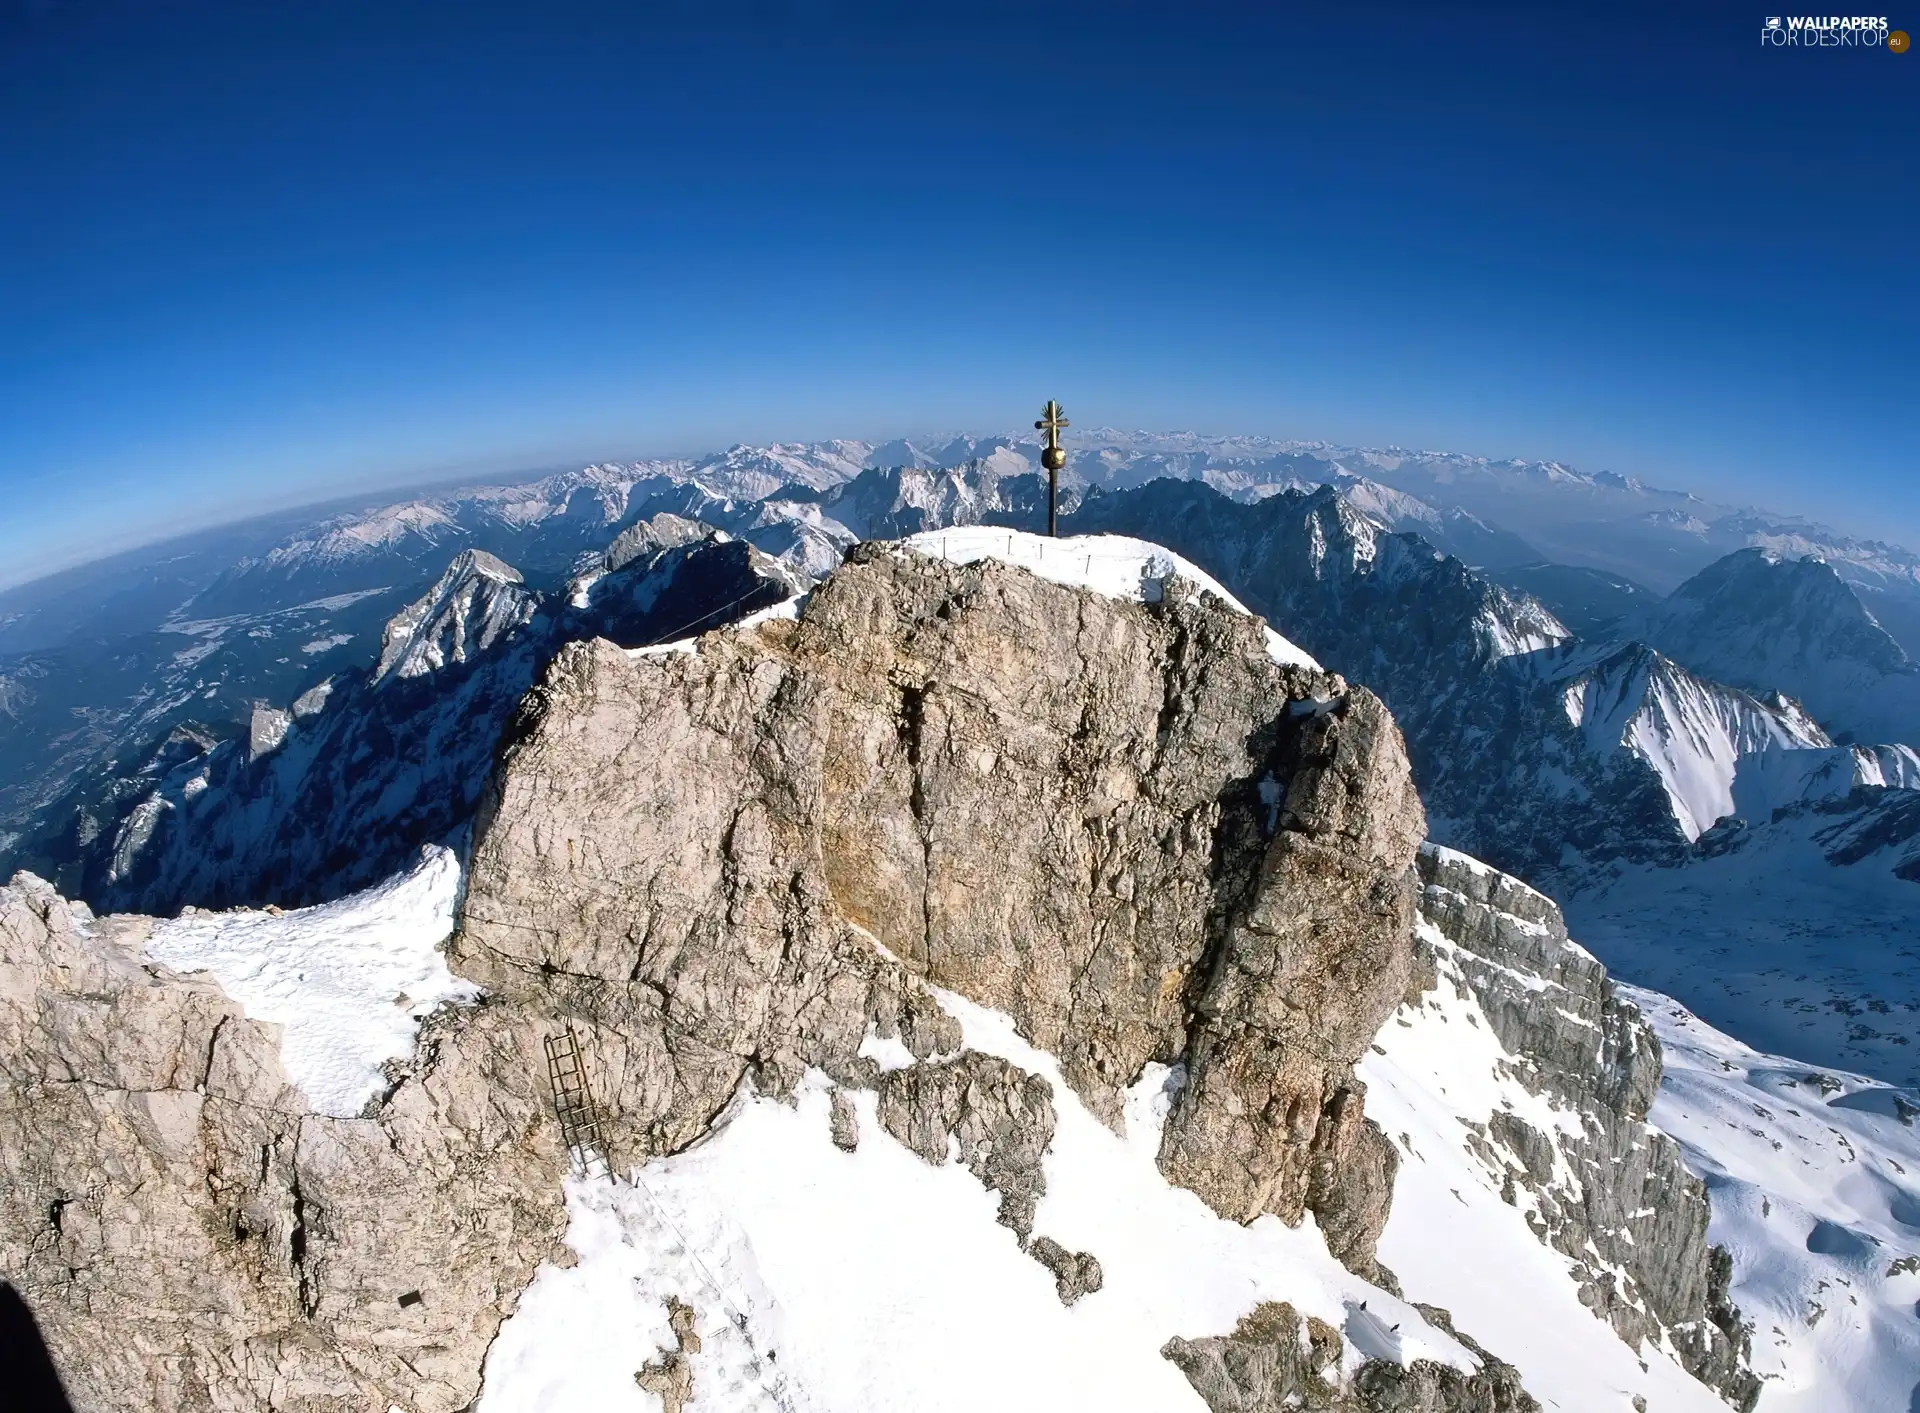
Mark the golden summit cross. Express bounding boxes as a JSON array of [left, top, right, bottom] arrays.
[[1036, 399, 1068, 537]]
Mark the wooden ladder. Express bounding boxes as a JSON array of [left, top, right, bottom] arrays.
[[544, 1028, 611, 1179]]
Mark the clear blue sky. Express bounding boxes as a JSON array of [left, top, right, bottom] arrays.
[[1, 0, 1914, 586]]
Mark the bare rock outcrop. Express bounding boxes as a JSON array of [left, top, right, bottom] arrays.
[[1161, 1300, 1538, 1413], [459, 543, 1427, 1253], [0, 872, 569, 1413], [875, 1051, 1057, 1239], [634, 1295, 702, 1413], [1029, 1236, 1104, 1306]]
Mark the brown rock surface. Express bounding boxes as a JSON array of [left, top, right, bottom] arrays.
[[461, 545, 1427, 1243], [1163, 1300, 1540, 1413], [0, 872, 569, 1413], [1, 543, 1439, 1410]]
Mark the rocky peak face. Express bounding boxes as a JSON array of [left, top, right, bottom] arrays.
[[0, 868, 569, 1413], [593, 510, 712, 576], [0, 539, 1775, 1412], [1, 541, 1536, 1413], [568, 523, 806, 648], [461, 542, 1424, 1259], [374, 547, 541, 686]]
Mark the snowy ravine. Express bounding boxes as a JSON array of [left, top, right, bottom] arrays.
[[1622, 986, 1920, 1413]]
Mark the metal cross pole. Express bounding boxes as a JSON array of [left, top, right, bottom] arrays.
[[1035, 399, 1069, 537]]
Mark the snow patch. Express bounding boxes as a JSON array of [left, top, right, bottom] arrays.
[[900, 528, 1321, 671], [144, 846, 476, 1116]]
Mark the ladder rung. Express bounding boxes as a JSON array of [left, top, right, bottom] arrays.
[[545, 1028, 612, 1178]]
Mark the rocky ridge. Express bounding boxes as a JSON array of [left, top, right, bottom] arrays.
[[0, 541, 1757, 1411], [1413, 846, 1760, 1410], [1163, 1300, 1538, 1413], [459, 542, 1425, 1257], [0, 871, 565, 1413], [46, 519, 805, 915]]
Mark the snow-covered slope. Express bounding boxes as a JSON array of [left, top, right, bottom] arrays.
[[1543, 640, 1830, 841], [1733, 744, 1920, 819], [476, 958, 1754, 1412], [194, 832, 1804, 1412], [479, 990, 1487, 1413], [1363, 934, 1736, 1413], [144, 844, 473, 1115], [1566, 800, 1920, 1090], [1625, 986, 1920, 1413]]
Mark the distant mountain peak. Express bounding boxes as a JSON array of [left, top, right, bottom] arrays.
[[1621, 546, 1919, 744], [374, 549, 539, 686]]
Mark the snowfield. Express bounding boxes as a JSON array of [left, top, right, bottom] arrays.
[[479, 984, 1477, 1413], [1624, 986, 1920, 1413], [1567, 816, 1920, 1091], [143, 845, 476, 1116]]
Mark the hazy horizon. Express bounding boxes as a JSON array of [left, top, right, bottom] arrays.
[[4, 1, 1914, 586], [5, 419, 1917, 600]]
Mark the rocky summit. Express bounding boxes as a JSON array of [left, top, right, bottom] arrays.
[[0, 540, 1759, 1412]]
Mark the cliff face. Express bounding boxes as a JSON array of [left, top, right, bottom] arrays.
[[460, 543, 1426, 1264]]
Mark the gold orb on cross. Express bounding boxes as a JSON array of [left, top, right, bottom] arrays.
[[1035, 399, 1069, 536]]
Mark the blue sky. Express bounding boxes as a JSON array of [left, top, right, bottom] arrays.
[[1, 0, 1914, 586]]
